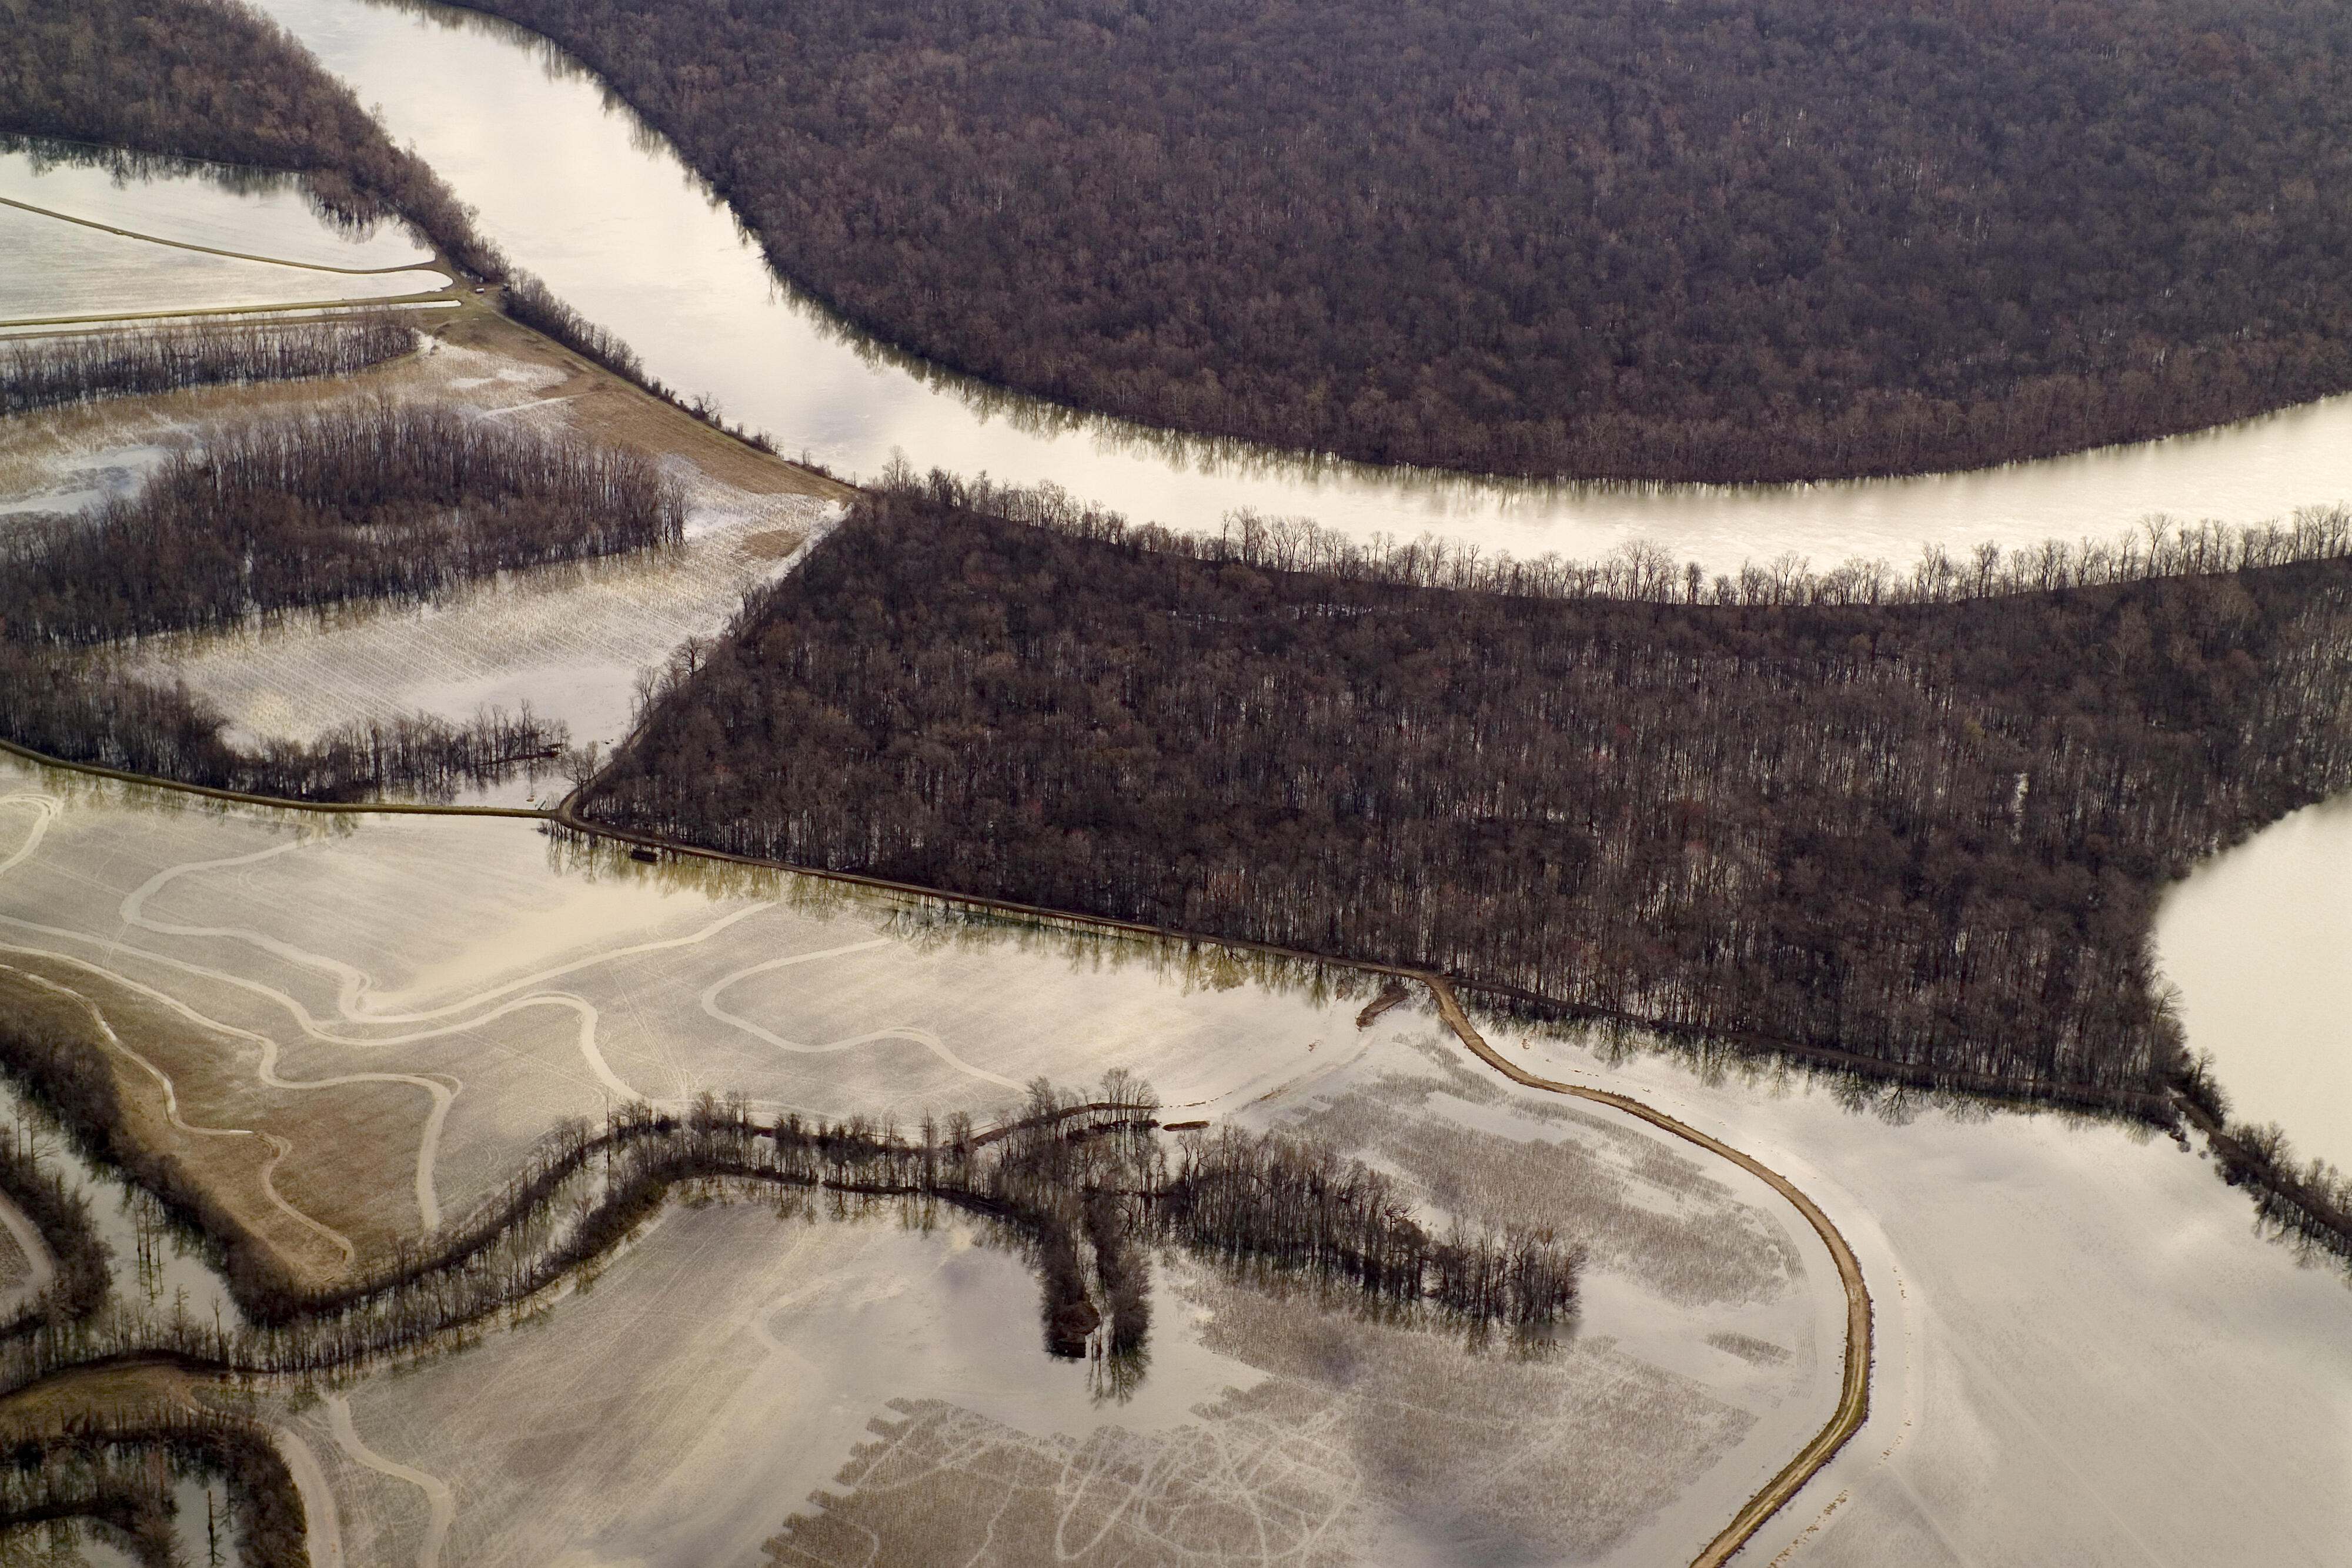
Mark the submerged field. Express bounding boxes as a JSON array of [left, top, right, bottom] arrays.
[[0, 750, 1846, 1563], [0, 302, 841, 787], [2, 745, 2344, 1564]]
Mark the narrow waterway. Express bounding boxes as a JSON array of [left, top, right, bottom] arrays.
[[236, 0, 2352, 568], [2155, 794, 2352, 1173]]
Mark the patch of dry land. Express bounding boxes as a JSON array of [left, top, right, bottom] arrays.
[[0, 303, 846, 791]]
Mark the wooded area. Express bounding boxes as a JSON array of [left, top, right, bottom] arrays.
[[0, 317, 415, 417], [1, 401, 683, 646], [455, 0, 2352, 480], [0, 0, 500, 277], [0, 399, 684, 801], [582, 479, 2352, 1104]]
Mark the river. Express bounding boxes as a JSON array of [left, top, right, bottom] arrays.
[[233, 0, 2352, 570]]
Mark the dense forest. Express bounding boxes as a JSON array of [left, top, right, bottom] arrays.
[[454, 0, 2352, 481], [0, 317, 415, 417], [0, 0, 500, 277], [0, 402, 683, 646], [581, 479, 2352, 1104]]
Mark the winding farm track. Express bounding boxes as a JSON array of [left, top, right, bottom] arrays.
[[0, 741, 1875, 1563]]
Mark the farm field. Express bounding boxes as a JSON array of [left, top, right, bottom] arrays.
[[1506, 1025, 2352, 1566], [0, 203, 449, 327], [0, 300, 839, 782], [0, 750, 1847, 1563], [2, 5, 2348, 1562], [0, 145, 437, 272]]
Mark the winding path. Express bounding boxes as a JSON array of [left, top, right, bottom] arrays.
[[326, 1393, 455, 1568], [0, 745, 1875, 1565]]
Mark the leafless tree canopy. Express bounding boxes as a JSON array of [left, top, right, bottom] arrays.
[[583, 476, 2352, 1104], [0, 0, 502, 278], [453, 0, 2352, 481], [1, 400, 684, 646], [0, 317, 415, 418]]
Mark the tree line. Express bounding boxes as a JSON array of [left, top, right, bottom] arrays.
[[1, 400, 684, 647], [0, 0, 502, 279], [2174, 1053, 2352, 1268], [0, 976, 1577, 1402], [0, 648, 567, 804], [911, 464, 2352, 610], [450, 0, 2352, 481], [0, 317, 415, 418], [580, 479, 2352, 1107]]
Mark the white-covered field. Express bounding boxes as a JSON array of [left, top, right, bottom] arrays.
[[0, 205, 447, 327], [0, 752, 1852, 1564]]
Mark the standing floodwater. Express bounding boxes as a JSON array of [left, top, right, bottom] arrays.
[[2156, 794, 2352, 1174], [239, 0, 2352, 568]]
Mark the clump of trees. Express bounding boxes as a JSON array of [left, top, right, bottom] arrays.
[[449, 0, 2352, 480], [0, 1405, 308, 1568], [0, 996, 1573, 1402], [0, 317, 416, 417], [1165, 1124, 1580, 1328], [0, 0, 502, 278], [1, 400, 684, 646], [0, 650, 569, 804], [580, 476, 2352, 1108]]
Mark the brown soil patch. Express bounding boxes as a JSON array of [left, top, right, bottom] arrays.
[[0, 962, 427, 1289], [738, 526, 804, 560], [0, 1363, 208, 1438], [429, 299, 854, 500]]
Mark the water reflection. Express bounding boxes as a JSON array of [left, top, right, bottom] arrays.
[[231, 0, 2352, 569], [0, 138, 433, 270], [2154, 792, 2352, 1171]]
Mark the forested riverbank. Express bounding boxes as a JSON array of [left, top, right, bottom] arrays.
[[440, 0, 2352, 482], [0, 0, 500, 279], [582, 476, 2352, 1105]]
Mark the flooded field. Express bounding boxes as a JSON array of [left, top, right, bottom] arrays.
[[2155, 794, 2352, 1172], [1509, 1027, 2352, 1567], [0, 751, 1855, 1564], [0, 142, 447, 332], [0, 204, 447, 328], [0, 307, 834, 780], [258, 1024, 1837, 1568], [0, 145, 432, 270]]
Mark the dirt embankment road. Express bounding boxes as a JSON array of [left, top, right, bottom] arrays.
[[1425, 977, 1872, 1568]]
